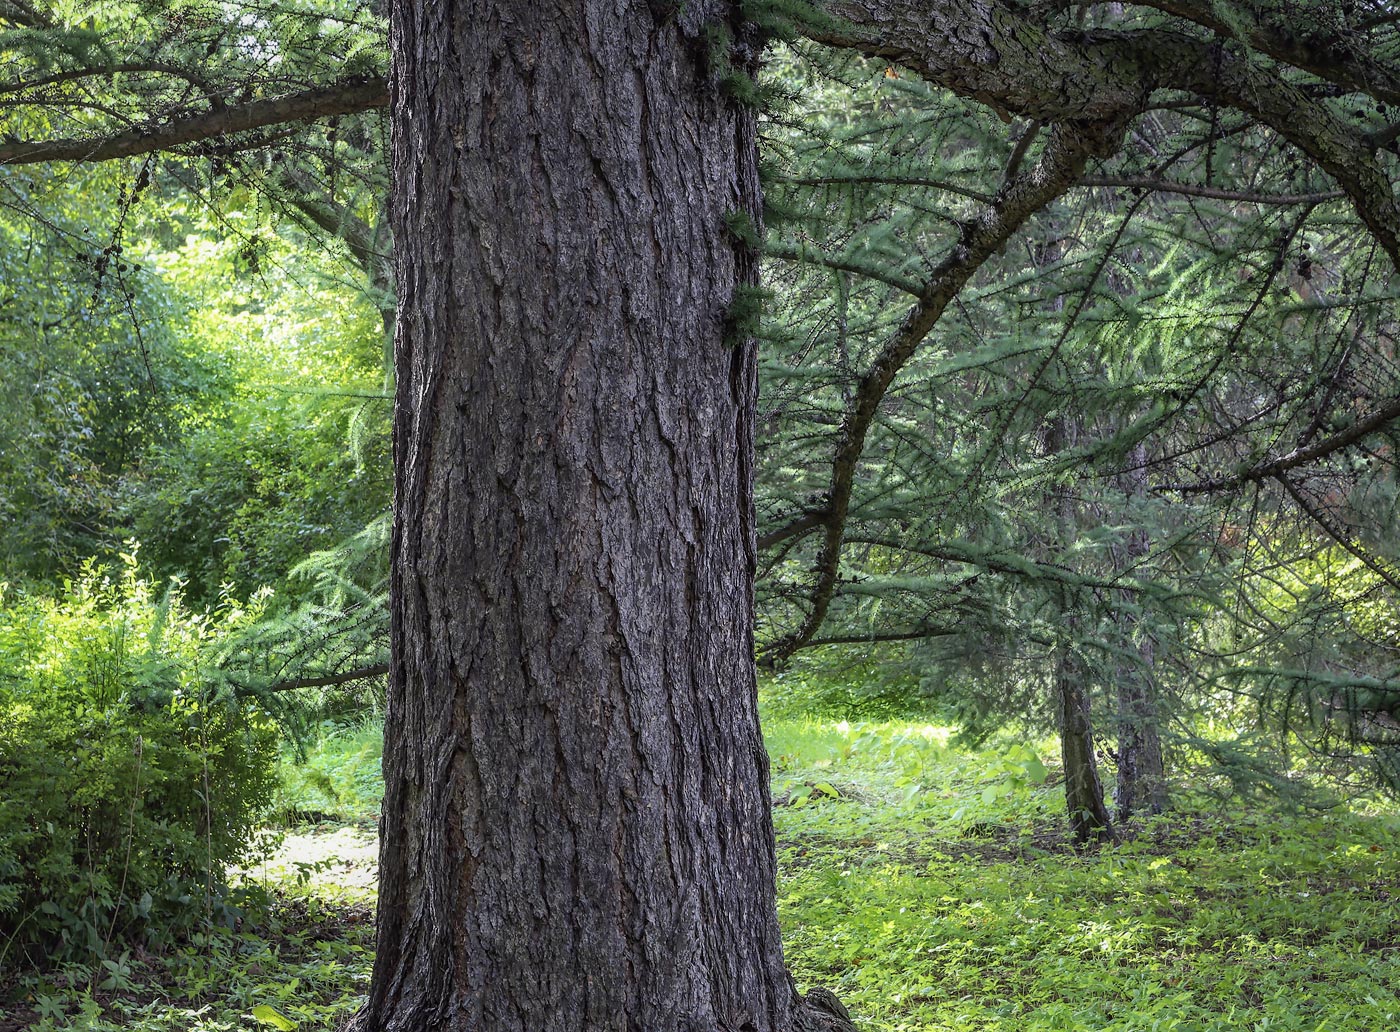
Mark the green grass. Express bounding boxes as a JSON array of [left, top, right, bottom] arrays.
[[6, 715, 1400, 1031], [768, 718, 1400, 1031]]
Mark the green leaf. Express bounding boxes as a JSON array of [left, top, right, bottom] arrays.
[[252, 1004, 298, 1031], [1023, 756, 1048, 785]]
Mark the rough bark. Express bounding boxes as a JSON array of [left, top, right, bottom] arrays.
[[1057, 653, 1115, 844], [358, 3, 851, 1031]]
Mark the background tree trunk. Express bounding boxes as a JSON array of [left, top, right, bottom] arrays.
[[359, 4, 852, 1031], [1113, 444, 1168, 822], [1046, 415, 1115, 844], [1056, 644, 1116, 843]]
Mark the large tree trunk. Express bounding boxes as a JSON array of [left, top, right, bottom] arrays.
[[357, 4, 851, 1031]]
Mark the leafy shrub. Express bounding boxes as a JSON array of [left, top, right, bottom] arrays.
[[0, 552, 278, 967]]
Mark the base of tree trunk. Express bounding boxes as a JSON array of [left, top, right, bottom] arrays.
[[794, 986, 857, 1032], [348, 981, 856, 1032]]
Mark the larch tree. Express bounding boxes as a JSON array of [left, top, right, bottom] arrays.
[[8, 0, 1400, 1023], [356, 2, 850, 1029]]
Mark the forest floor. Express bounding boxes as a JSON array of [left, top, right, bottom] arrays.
[[5, 715, 1400, 1031]]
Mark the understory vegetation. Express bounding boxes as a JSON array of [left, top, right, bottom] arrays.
[[4, 708, 1398, 1031]]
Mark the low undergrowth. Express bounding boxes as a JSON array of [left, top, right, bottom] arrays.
[[4, 716, 1398, 1030], [770, 719, 1400, 1031]]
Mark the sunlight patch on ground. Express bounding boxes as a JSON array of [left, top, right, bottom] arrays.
[[238, 823, 379, 901]]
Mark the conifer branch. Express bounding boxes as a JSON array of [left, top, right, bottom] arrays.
[[0, 63, 215, 96], [762, 119, 1121, 664], [1120, 0, 1400, 105], [0, 0, 53, 28], [1275, 475, 1400, 594], [758, 510, 829, 552], [1164, 396, 1400, 494], [816, 0, 1400, 269], [259, 662, 390, 695], [775, 173, 994, 203], [0, 76, 387, 165], [1077, 177, 1345, 206], [802, 627, 960, 647], [766, 239, 924, 295]]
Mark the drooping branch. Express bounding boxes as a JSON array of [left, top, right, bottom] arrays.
[[1276, 475, 1400, 593], [1124, 0, 1400, 105], [272, 165, 388, 291], [0, 63, 215, 96], [766, 239, 925, 295], [802, 627, 960, 647], [0, 76, 387, 165], [1165, 395, 1400, 494], [0, 0, 52, 28], [1078, 176, 1345, 206], [1123, 30, 1400, 269], [762, 118, 1123, 663], [775, 172, 995, 203]]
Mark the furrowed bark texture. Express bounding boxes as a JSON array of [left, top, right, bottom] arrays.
[[362, 3, 848, 1031]]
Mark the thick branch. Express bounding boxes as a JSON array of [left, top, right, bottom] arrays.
[[1126, 0, 1400, 105], [258, 662, 389, 695], [0, 0, 52, 28], [815, 1, 1400, 270], [817, 0, 1145, 122], [757, 509, 830, 552], [0, 76, 387, 165]]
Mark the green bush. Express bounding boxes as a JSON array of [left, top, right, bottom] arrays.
[[0, 553, 278, 968]]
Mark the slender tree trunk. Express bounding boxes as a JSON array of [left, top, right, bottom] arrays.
[[1054, 618, 1115, 843], [1112, 443, 1167, 822], [1046, 416, 1114, 844], [1113, 632, 1167, 821], [358, 4, 852, 1031]]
